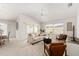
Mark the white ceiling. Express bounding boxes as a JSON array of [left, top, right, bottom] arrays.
[[0, 3, 79, 22]]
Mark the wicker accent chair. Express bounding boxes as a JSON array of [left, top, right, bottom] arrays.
[[56, 34, 67, 41]]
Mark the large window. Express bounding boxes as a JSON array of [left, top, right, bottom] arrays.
[[0, 23, 7, 35], [26, 25, 33, 34], [45, 24, 54, 34], [45, 23, 64, 35], [33, 25, 39, 33], [26, 24, 40, 34]]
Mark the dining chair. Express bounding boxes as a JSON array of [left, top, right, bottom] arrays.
[[49, 43, 66, 56]]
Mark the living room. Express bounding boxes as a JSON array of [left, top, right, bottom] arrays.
[[0, 3, 79, 56]]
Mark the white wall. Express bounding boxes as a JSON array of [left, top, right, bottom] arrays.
[[8, 21, 16, 38], [64, 17, 76, 37], [16, 14, 40, 40], [0, 20, 16, 38], [76, 8, 79, 38]]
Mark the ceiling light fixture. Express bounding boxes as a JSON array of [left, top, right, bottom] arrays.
[[41, 8, 44, 16], [68, 3, 72, 7]]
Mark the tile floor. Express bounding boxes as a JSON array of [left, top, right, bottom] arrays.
[[0, 38, 79, 56], [0, 38, 44, 56]]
